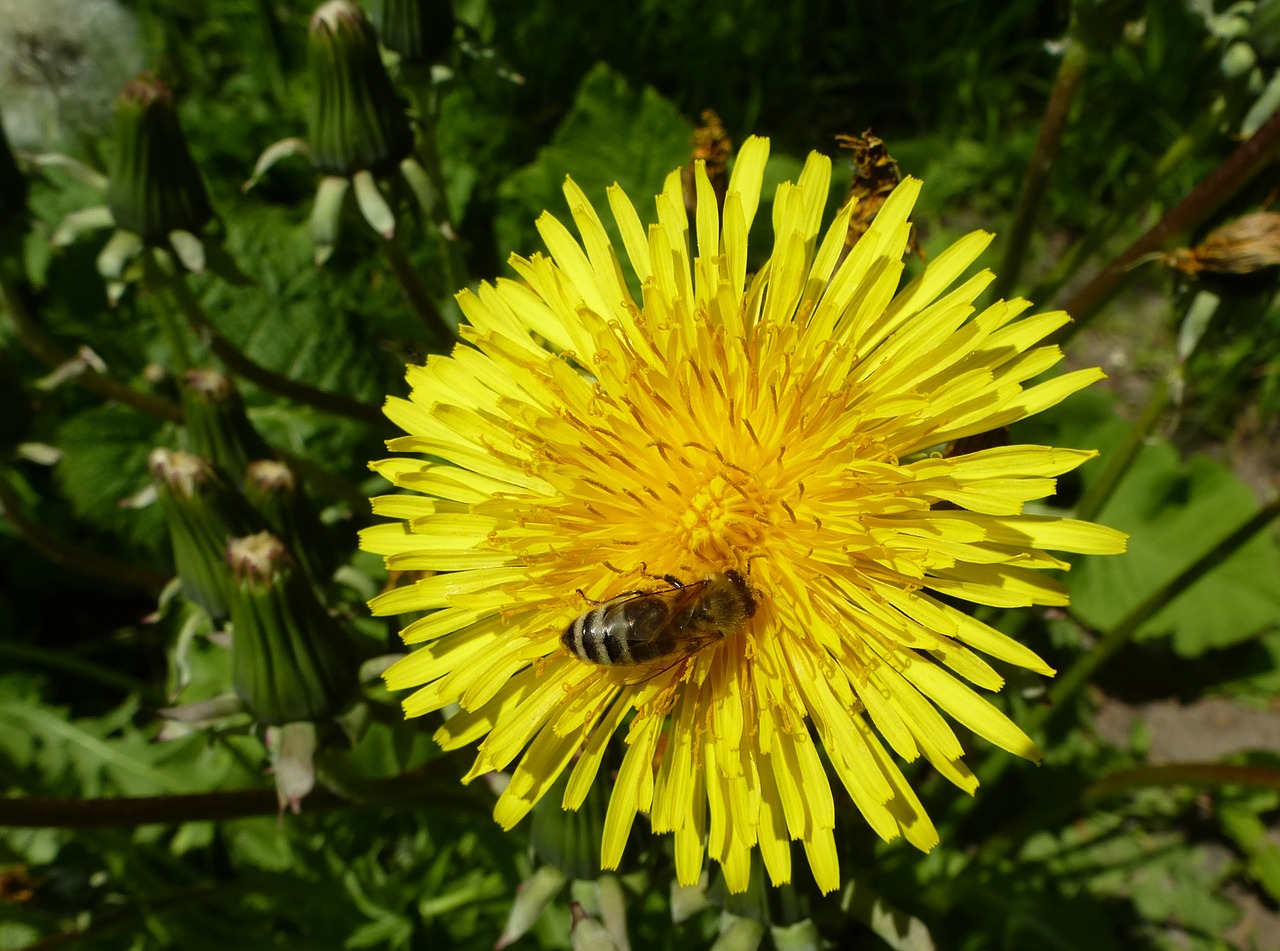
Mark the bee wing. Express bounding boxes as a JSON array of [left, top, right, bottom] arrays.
[[613, 632, 723, 687]]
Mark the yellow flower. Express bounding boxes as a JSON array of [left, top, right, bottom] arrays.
[[361, 136, 1126, 894]]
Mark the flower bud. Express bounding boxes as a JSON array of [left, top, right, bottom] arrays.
[[226, 531, 358, 725], [1161, 212, 1280, 277], [106, 75, 213, 243], [242, 459, 337, 586], [149, 448, 261, 619], [181, 369, 272, 483], [308, 0, 413, 176], [496, 866, 567, 950], [367, 0, 455, 65], [569, 902, 619, 951]]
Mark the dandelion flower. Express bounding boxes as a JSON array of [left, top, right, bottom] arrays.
[[362, 137, 1126, 894]]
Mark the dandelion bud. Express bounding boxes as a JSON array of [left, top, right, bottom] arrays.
[[769, 919, 824, 951], [243, 459, 337, 586], [568, 903, 619, 951], [496, 866, 567, 950], [181, 369, 272, 483], [308, 0, 413, 177], [106, 75, 212, 243], [1161, 212, 1280, 277], [367, 0, 455, 65], [226, 531, 358, 725], [148, 448, 261, 620]]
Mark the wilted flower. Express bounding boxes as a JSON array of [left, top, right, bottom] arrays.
[[362, 137, 1126, 893], [0, 0, 144, 150]]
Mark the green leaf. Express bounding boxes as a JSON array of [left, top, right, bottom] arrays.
[[1024, 389, 1280, 656], [1068, 440, 1280, 655], [494, 62, 692, 265], [54, 403, 170, 556]]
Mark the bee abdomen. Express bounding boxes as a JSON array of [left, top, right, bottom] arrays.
[[562, 597, 670, 666]]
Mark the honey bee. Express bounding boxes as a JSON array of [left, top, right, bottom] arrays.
[[562, 570, 756, 673]]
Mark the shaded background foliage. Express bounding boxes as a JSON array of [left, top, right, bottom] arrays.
[[2, 0, 1280, 949]]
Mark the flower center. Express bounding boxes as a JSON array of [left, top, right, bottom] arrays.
[[680, 470, 767, 564]]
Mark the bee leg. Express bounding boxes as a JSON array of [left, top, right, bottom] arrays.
[[661, 574, 683, 588]]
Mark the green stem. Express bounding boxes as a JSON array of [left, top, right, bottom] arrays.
[[143, 251, 195, 372], [955, 491, 1280, 828], [0, 470, 170, 594], [16, 883, 238, 951], [995, 32, 1089, 299], [162, 268, 390, 428], [1075, 375, 1170, 523], [1041, 493, 1280, 731], [1055, 103, 1280, 339], [0, 269, 182, 422], [403, 70, 467, 324], [0, 639, 162, 702], [1030, 98, 1225, 306], [0, 759, 485, 828], [1086, 763, 1280, 801], [383, 231, 454, 347]]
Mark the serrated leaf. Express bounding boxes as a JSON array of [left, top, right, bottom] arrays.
[[494, 62, 692, 264], [54, 404, 170, 556]]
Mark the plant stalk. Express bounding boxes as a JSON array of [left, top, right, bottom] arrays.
[[0, 470, 171, 593], [161, 267, 389, 428], [1054, 103, 1280, 339], [1030, 98, 1225, 306], [383, 231, 454, 346], [1042, 493, 1280, 730], [0, 761, 485, 828], [995, 31, 1089, 299], [0, 270, 182, 422], [1074, 374, 1170, 523], [1085, 763, 1280, 801]]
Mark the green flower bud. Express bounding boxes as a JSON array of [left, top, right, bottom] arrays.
[[106, 75, 213, 243], [242, 459, 337, 586], [226, 531, 357, 725], [308, 0, 413, 176], [181, 369, 272, 483], [496, 866, 567, 950], [0, 110, 28, 240], [769, 920, 823, 951], [531, 770, 607, 881], [149, 448, 261, 620], [711, 916, 766, 951], [367, 0, 455, 65], [569, 903, 619, 951]]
